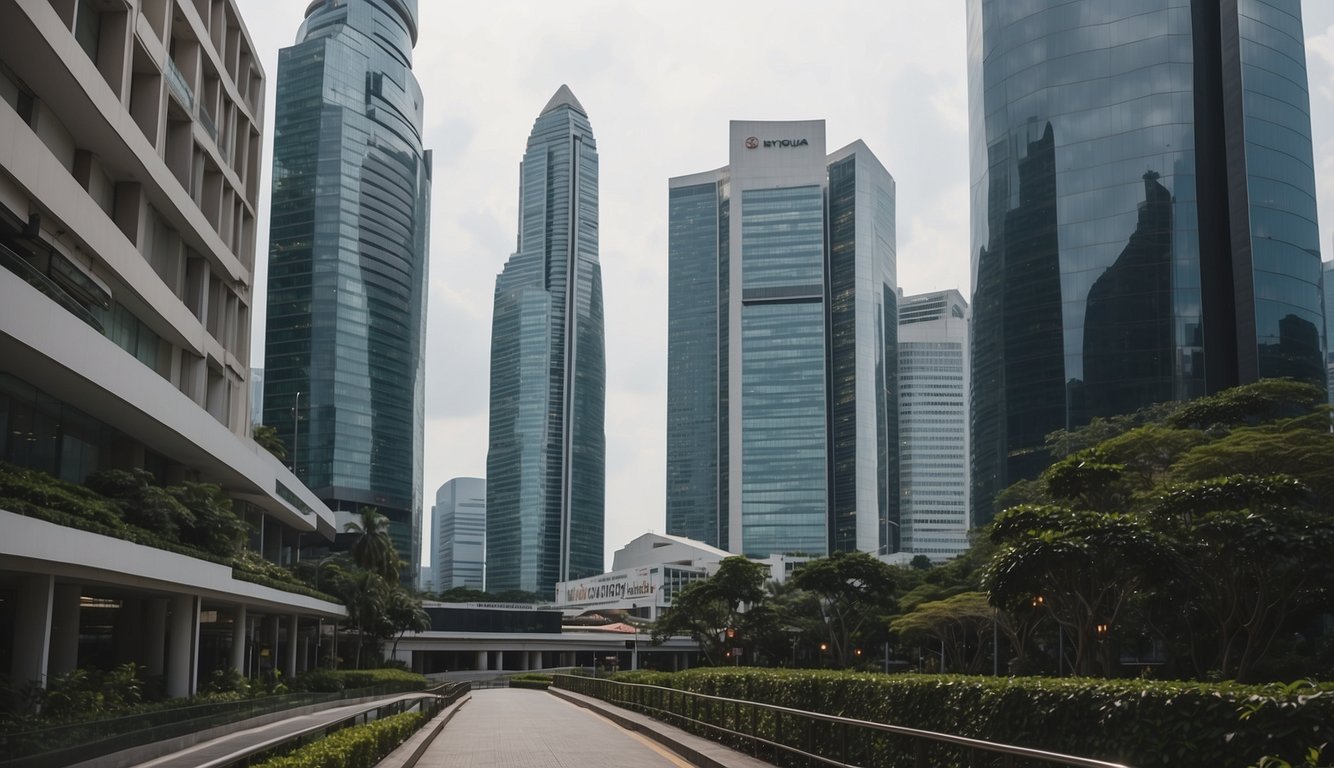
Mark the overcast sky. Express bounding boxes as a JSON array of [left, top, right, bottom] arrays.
[[235, 0, 1334, 571]]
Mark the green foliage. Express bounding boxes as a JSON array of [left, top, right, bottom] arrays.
[[508, 674, 552, 690], [253, 424, 288, 461], [890, 592, 994, 674], [791, 551, 900, 668], [290, 668, 426, 693], [652, 557, 769, 665], [603, 668, 1334, 768], [1165, 380, 1326, 431], [345, 509, 400, 582], [251, 710, 424, 768]]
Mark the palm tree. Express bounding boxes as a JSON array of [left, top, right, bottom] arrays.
[[387, 587, 431, 659], [337, 569, 391, 669], [345, 508, 400, 582]]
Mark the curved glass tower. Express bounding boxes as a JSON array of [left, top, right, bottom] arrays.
[[486, 86, 605, 595], [968, 0, 1325, 523], [263, 0, 431, 575]]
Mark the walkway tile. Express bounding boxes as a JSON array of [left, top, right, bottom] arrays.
[[417, 689, 690, 768]]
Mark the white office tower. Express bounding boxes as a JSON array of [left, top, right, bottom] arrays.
[[899, 289, 971, 561], [432, 477, 486, 591]]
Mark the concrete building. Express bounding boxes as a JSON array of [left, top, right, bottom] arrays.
[[666, 120, 898, 558], [969, 0, 1326, 523], [0, 0, 342, 696], [486, 86, 605, 595], [262, 0, 432, 581], [898, 289, 970, 561], [431, 477, 485, 592]]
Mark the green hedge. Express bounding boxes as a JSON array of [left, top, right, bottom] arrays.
[[291, 669, 427, 693], [251, 711, 423, 768], [605, 668, 1334, 768]]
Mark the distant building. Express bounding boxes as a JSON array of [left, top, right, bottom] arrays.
[[262, 0, 432, 581], [431, 478, 485, 592], [250, 368, 264, 427], [0, 0, 341, 697], [898, 289, 970, 561], [666, 120, 898, 558], [968, 0, 1327, 524], [486, 86, 605, 595]]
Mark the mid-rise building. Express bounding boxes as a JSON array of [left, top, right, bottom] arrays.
[[666, 121, 897, 558], [968, 0, 1326, 522], [262, 0, 432, 579], [486, 86, 605, 595], [898, 289, 970, 561], [0, 0, 341, 697], [431, 477, 485, 591]]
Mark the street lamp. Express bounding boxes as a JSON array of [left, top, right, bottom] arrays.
[[875, 519, 901, 557]]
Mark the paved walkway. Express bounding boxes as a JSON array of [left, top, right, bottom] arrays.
[[132, 693, 430, 768], [415, 689, 695, 768]]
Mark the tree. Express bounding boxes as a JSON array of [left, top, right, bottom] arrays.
[[330, 567, 392, 669], [985, 505, 1171, 676], [790, 551, 899, 668], [653, 557, 767, 665], [345, 508, 400, 582], [890, 592, 995, 674], [386, 587, 431, 659], [253, 424, 287, 461], [1145, 474, 1334, 681]]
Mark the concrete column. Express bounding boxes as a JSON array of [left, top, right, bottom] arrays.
[[475, 650, 488, 671], [518, 650, 528, 671], [297, 631, 309, 673], [166, 595, 198, 699], [267, 616, 279, 673], [230, 605, 248, 675], [11, 574, 54, 687], [529, 651, 542, 670], [145, 598, 168, 675], [49, 584, 83, 676], [284, 615, 299, 680]]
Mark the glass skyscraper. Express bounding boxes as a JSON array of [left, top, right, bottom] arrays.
[[898, 290, 970, 561], [263, 0, 431, 576], [667, 122, 898, 558], [968, 0, 1325, 523], [486, 86, 605, 595], [431, 477, 486, 591]]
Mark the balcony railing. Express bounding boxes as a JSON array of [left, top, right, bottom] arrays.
[[164, 57, 194, 113]]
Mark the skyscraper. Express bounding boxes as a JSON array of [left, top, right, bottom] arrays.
[[666, 121, 897, 558], [1325, 258, 1333, 405], [898, 290, 970, 561], [968, 0, 1326, 523], [263, 0, 431, 577], [431, 477, 486, 591], [486, 86, 605, 595]]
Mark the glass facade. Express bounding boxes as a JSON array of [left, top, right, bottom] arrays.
[[486, 87, 605, 595], [666, 125, 897, 558], [1326, 260, 1334, 405], [968, 0, 1325, 523], [262, 0, 431, 575], [666, 182, 726, 548], [432, 478, 486, 591], [898, 291, 970, 561]]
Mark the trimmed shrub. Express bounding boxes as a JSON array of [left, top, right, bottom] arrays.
[[508, 674, 552, 690], [251, 711, 423, 768], [291, 669, 426, 693], [603, 668, 1334, 768]]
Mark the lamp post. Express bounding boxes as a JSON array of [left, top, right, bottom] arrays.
[[876, 519, 901, 558], [313, 555, 335, 668]]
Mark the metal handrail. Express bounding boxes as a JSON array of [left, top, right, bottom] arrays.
[[0, 681, 426, 768], [552, 674, 1132, 768]]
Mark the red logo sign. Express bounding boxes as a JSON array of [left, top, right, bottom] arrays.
[[745, 136, 759, 149]]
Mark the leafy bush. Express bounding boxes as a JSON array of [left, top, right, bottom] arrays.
[[601, 668, 1334, 768], [509, 674, 552, 690], [251, 711, 423, 768], [290, 669, 425, 693]]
